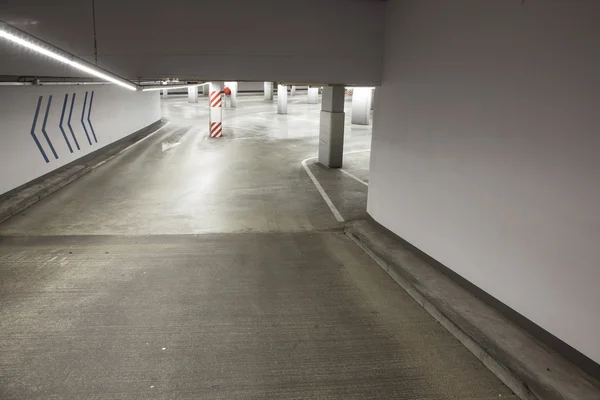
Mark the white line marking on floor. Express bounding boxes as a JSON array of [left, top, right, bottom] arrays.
[[161, 141, 181, 152], [340, 169, 368, 186], [300, 149, 370, 221], [301, 157, 344, 222], [93, 122, 172, 169], [342, 149, 370, 155]]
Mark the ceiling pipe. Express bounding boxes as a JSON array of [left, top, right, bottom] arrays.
[[141, 83, 205, 92]]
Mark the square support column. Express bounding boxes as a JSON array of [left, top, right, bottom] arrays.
[[307, 87, 319, 104], [371, 88, 375, 110], [209, 82, 224, 138], [351, 87, 372, 125], [162, 88, 168, 99], [264, 82, 273, 100], [318, 85, 345, 168], [291, 85, 297, 96], [202, 84, 208, 96], [277, 84, 288, 114], [188, 86, 198, 103], [225, 81, 238, 108]]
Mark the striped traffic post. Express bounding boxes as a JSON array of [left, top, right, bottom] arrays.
[[209, 82, 224, 138]]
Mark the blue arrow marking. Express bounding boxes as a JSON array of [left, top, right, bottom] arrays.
[[81, 91, 91, 145], [67, 93, 80, 150], [30, 96, 49, 163], [59, 94, 73, 153], [41, 95, 59, 159], [87, 91, 97, 142]]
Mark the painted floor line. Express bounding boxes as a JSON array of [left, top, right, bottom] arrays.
[[93, 122, 172, 169], [300, 149, 371, 221], [301, 157, 344, 222], [340, 169, 368, 186], [343, 149, 370, 155]]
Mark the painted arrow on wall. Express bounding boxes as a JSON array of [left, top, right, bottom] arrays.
[[30, 91, 98, 162], [59, 94, 74, 153], [80, 92, 91, 145], [40, 95, 59, 160], [88, 91, 97, 143], [67, 93, 80, 150], [30, 96, 49, 163]]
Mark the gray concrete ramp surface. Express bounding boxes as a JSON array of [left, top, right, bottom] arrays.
[[0, 95, 517, 399], [0, 233, 516, 399]]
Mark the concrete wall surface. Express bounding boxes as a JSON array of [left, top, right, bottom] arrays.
[[0, 0, 385, 85], [0, 85, 160, 195], [369, 0, 600, 364]]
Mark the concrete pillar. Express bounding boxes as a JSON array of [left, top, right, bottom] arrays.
[[277, 83, 288, 114], [162, 88, 168, 99], [291, 85, 296, 96], [351, 87, 372, 125], [307, 87, 319, 104], [188, 86, 198, 103], [202, 84, 208, 96], [264, 82, 273, 100], [371, 88, 375, 110], [229, 81, 238, 108], [318, 85, 345, 168], [209, 82, 224, 138]]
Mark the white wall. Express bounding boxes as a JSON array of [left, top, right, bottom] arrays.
[[369, 0, 600, 364], [0, 84, 160, 195], [0, 0, 385, 85]]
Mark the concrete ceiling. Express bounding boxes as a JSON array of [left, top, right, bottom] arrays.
[[0, 0, 386, 85]]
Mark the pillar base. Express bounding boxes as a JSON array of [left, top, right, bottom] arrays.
[[188, 86, 198, 103], [209, 82, 224, 138], [225, 82, 238, 108], [318, 110, 345, 168], [351, 87, 372, 125], [277, 84, 288, 114], [264, 82, 274, 100], [307, 87, 319, 104]]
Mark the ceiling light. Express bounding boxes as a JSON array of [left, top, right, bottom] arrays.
[[0, 25, 137, 91]]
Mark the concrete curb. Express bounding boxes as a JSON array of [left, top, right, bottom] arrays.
[[345, 220, 600, 400], [0, 120, 167, 225], [0, 165, 92, 224]]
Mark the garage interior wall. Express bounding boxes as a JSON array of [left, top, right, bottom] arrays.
[[0, 85, 160, 195], [369, 0, 600, 364]]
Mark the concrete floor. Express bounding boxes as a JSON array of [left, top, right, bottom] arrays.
[[0, 94, 370, 235], [0, 93, 516, 399]]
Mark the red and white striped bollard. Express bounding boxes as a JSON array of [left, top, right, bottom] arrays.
[[209, 82, 224, 138]]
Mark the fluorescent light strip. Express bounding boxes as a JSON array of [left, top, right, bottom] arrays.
[[0, 29, 137, 91], [142, 84, 201, 92]]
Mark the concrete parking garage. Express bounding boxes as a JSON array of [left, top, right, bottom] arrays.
[[1, 1, 600, 399], [0, 92, 517, 399]]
